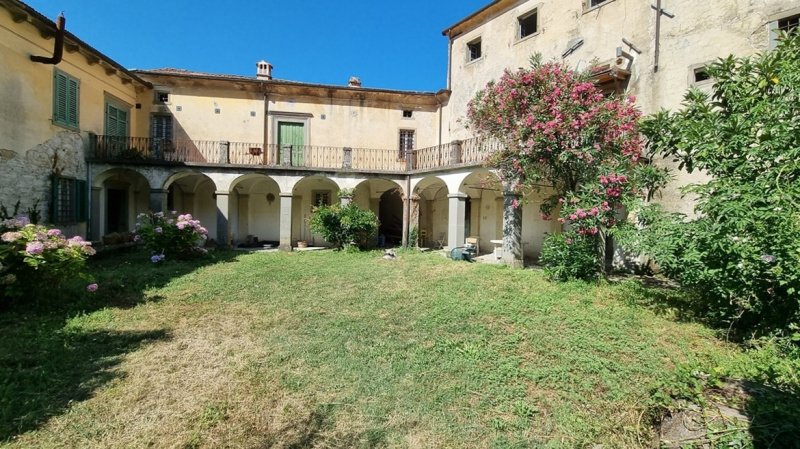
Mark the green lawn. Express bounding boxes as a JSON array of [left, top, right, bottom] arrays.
[[0, 250, 795, 448]]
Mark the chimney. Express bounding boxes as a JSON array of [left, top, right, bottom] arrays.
[[348, 76, 362, 88], [256, 60, 273, 80]]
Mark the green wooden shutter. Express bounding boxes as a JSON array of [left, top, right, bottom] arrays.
[[278, 122, 305, 165], [67, 78, 79, 127], [53, 72, 68, 125]]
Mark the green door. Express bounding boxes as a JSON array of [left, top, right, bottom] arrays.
[[278, 122, 305, 166]]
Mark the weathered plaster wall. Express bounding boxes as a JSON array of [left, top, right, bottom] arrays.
[[442, 0, 799, 214]]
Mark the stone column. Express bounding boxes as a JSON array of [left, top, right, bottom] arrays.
[[340, 195, 353, 206], [91, 187, 102, 240], [238, 194, 250, 243], [410, 194, 420, 246], [449, 139, 463, 166], [447, 193, 467, 249], [215, 191, 230, 247], [149, 188, 168, 213], [502, 187, 523, 268], [218, 141, 230, 164], [279, 192, 293, 251]]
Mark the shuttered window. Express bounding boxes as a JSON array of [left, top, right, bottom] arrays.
[[105, 102, 129, 137], [53, 69, 79, 129], [150, 114, 173, 140], [51, 176, 88, 224]]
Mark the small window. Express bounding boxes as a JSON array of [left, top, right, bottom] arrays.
[[778, 13, 800, 34], [402, 110, 413, 118], [313, 191, 331, 207], [467, 38, 482, 62], [693, 68, 711, 84], [518, 10, 538, 39], [52, 69, 80, 129], [155, 91, 170, 103], [399, 129, 415, 159], [51, 176, 87, 224], [587, 0, 610, 9]]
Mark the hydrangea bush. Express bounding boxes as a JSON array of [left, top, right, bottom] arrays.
[[0, 215, 96, 301], [134, 211, 208, 261]]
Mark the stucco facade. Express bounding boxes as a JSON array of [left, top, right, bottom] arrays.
[[1, 0, 798, 264]]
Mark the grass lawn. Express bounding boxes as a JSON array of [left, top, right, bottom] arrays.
[[0, 250, 796, 448]]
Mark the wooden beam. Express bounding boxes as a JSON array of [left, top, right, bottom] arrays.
[[84, 53, 100, 65], [121, 77, 132, 85], [105, 67, 117, 76], [11, 11, 27, 23], [65, 42, 79, 53]]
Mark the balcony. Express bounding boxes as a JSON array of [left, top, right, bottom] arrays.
[[87, 135, 502, 173]]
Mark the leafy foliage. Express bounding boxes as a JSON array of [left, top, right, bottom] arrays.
[[539, 232, 600, 281], [134, 211, 209, 261], [308, 203, 379, 250], [638, 33, 800, 336], [466, 57, 668, 277], [1, 216, 96, 301]]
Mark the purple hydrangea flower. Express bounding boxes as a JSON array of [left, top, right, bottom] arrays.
[[47, 229, 62, 237], [26, 241, 44, 255], [86, 283, 98, 292]]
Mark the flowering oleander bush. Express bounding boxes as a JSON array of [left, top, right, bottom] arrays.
[[0, 216, 96, 301], [467, 55, 668, 278], [134, 211, 208, 261]]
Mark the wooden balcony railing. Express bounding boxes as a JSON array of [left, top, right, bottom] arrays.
[[87, 135, 501, 173]]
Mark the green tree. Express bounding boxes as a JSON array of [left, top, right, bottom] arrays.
[[308, 203, 379, 250], [638, 33, 800, 335]]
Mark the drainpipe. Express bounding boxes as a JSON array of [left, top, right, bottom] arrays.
[[446, 36, 453, 90], [268, 82, 269, 165], [30, 13, 65, 64]]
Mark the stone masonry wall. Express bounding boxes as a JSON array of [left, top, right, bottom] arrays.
[[0, 131, 87, 236]]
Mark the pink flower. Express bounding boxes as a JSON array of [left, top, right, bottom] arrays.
[[569, 214, 578, 221], [47, 229, 62, 236], [86, 283, 98, 292], [26, 241, 44, 255], [1, 232, 20, 243], [590, 207, 599, 216]]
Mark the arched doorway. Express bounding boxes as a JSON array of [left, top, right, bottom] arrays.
[[292, 175, 340, 246], [459, 169, 502, 254], [353, 178, 404, 247], [92, 168, 151, 238], [164, 172, 218, 242], [412, 176, 448, 248], [229, 174, 281, 247]]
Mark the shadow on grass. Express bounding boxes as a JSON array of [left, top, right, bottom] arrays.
[[0, 249, 241, 441], [741, 382, 800, 449]]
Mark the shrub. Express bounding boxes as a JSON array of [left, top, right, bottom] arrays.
[[134, 211, 208, 261], [308, 203, 379, 250], [638, 33, 800, 337], [539, 232, 600, 281], [0, 216, 96, 301]]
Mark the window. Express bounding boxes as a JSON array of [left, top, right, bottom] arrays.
[[104, 100, 130, 137], [52, 69, 79, 129], [155, 91, 170, 103], [467, 38, 482, 62], [399, 129, 415, 159], [518, 10, 538, 39], [693, 67, 711, 84], [313, 191, 331, 207], [587, 0, 610, 8], [402, 110, 413, 118], [51, 176, 87, 224], [769, 10, 800, 48]]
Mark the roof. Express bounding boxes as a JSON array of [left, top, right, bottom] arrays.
[[134, 68, 451, 105], [0, 0, 152, 88], [442, 0, 517, 38]]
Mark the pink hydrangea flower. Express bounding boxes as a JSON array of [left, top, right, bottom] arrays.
[[26, 241, 44, 255], [86, 283, 98, 292]]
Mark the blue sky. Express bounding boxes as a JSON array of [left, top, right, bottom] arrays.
[[24, 0, 489, 92]]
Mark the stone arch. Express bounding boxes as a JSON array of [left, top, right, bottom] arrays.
[[91, 167, 151, 239], [412, 176, 449, 248], [164, 171, 218, 242], [353, 178, 405, 246], [292, 175, 341, 246], [459, 169, 504, 254], [229, 174, 282, 246]]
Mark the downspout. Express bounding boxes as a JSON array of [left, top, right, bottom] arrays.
[[30, 13, 65, 64], [268, 82, 269, 165], [446, 35, 453, 90]]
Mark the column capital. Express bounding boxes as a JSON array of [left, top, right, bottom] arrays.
[[279, 192, 294, 198], [150, 188, 168, 194], [447, 193, 469, 200], [214, 190, 230, 196]]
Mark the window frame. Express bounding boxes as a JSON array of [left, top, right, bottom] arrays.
[[466, 37, 483, 63], [155, 90, 170, 104], [312, 190, 332, 207], [104, 96, 131, 138], [52, 68, 80, 130], [517, 8, 539, 42], [398, 129, 415, 160], [583, 0, 616, 14], [769, 9, 800, 49], [50, 175, 88, 225]]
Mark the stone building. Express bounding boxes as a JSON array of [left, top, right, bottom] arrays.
[[1, 0, 798, 263]]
